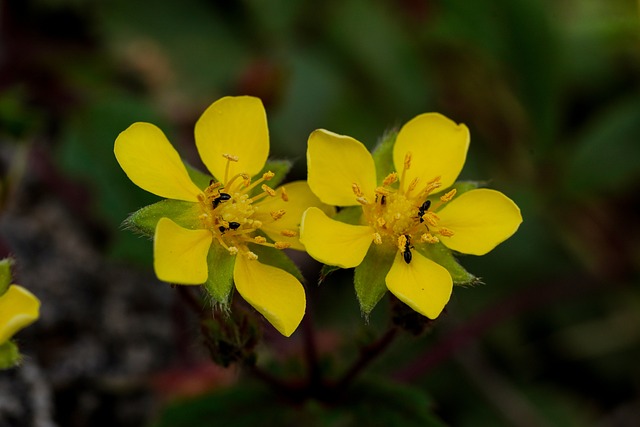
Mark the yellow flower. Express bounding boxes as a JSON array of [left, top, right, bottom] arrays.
[[300, 113, 522, 319], [115, 96, 331, 337], [0, 285, 40, 345]]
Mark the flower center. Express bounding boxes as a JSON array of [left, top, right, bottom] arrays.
[[356, 152, 457, 261], [196, 154, 292, 260]]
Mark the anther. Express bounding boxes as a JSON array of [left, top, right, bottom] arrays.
[[421, 233, 439, 244], [375, 187, 391, 195], [403, 152, 412, 170], [406, 177, 419, 193], [262, 171, 275, 181], [438, 227, 455, 237], [227, 246, 239, 255], [270, 210, 286, 220], [261, 184, 276, 196], [383, 172, 398, 186], [254, 236, 267, 244], [246, 251, 259, 260], [352, 183, 363, 197], [222, 153, 239, 162], [252, 220, 263, 228], [373, 233, 382, 245], [280, 229, 297, 237], [281, 187, 289, 202], [397, 234, 408, 253], [275, 242, 291, 249], [356, 196, 369, 205], [377, 217, 386, 228], [440, 189, 457, 202], [422, 211, 439, 227]]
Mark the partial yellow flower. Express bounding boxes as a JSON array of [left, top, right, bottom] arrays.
[[0, 285, 40, 345], [115, 96, 331, 337], [301, 113, 522, 319]]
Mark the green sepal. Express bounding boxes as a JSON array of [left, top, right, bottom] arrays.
[[371, 130, 398, 185], [354, 244, 396, 319], [248, 243, 304, 283], [203, 243, 236, 307], [0, 340, 20, 370], [0, 258, 14, 296], [318, 264, 340, 285], [416, 242, 479, 286], [184, 162, 213, 190], [123, 199, 202, 238], [252, 159, 292, 195], [334, 206, 364, 225]]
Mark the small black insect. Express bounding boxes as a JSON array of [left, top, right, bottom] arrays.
[[380, 195, 386, 205], [218, 226, 227, 233], [228, 221, 241, 230], [402, 234, 412, 264], [212, 192, 231, 208], [417, 200, 431, 223]]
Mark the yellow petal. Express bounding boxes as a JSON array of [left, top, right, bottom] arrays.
[[0, 285, 40, 344], [115, 122, 202, 202], [307, 129, 377, 206], [195, 96, 269, 181], [437, 189, 523, 255], [299, 207, 373, 268], [154, 218, 213, 284], [386, 251, 452, 319], [393, 113, 470, 191], [234, 256, 305, 337], [256, 181, 336, 251]]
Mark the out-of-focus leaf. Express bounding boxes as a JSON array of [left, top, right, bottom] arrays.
[[371, 130, 398, 185], [0, 258, 13, 295], [564, 97, 640, 196], [0, 341, 20, 370]]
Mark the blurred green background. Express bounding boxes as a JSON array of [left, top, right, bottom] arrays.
[[1, 0, 639, 426]]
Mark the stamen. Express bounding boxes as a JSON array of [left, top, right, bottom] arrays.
[[405, 177, 419, 195], [270, 210, 286, 220], [356, 196, 369, 205], [374, 186, 391, 195], [261, 184, 276, 197], [352, 183, 363, 197], [245, 251, 258, 260], [223, 153, 239, 162], [227, 246, 239, 255], [376, 217, 386, 228], [420, 176, 442, 198], [440, 189, 457, 202], [373, 233, 382, 245], [422, 211, 440, 227], [254, 236, 267, 244], [421, 233, 439, 244], [222, 153, 239, 184], [252, 220, 263, 229], [438, 227, 455, 237], [197, 193, 205, 202], [281, 187, 289, 202], [274, 242, 291, 249], [280, 229, 297, 237], [400, 152, 412, 193], [383, 172, 398, 186], [397, 234, 408, 252], [262, 171, 275, 181]]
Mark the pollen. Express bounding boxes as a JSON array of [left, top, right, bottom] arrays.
[[373, 232, 382, 245], [377, 217, 386, 228], [352, 183, 363, 197], [440, 189, 457, 202], [270, 209, 286, 220], [246, 251, 259, 260], [254, 236, 267, 244], [280, 187, 289, 201], [356, 196, 369, 205], [438, 227, 455, 237], [261, 184, 276, 197], [421, 233, 439, 244], [274, 242, 291, 249], [422, 211, 440, 227], [262, 171, 275, 181], [223, 153, 239, 162], [403, 152, 412, 170], [397, 234, 408, 252], [280, 229, 297, 237], [227, 246, 239, 255], [383, 172, 398, 186]]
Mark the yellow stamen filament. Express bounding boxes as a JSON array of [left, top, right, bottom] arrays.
[[280, 229, 297, 237], [261, 184, 276, 197], [373, 233, 382, 245], [281, 187, 289, 201], [421, 233, 439, 244], [375, 186, 391, 195], [270, 209, 286, 220], [383, 172, 398, 186], [440, 189, 457, 202], [274, 242, 291, 249], [352, 183, 363, 197], [438, 227, 455, 237], [254, 236, 267, 244], [397, 234, 408, 252], [222, 153, 239, 184], [405, 177, 419, 196], [225, 173, 250, 192]]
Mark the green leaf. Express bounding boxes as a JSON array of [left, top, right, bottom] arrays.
[[249, 243, 304, 282], [334, 206, 364, 225], [203, 243, 236, 306], [345, 377, 447, 427], [371, 130, 398, 185], [318, 264, 340, 284], [124, 199, 202, 238], [416, 242, 478, 286], [0, 258, 14, 295], [184, 162, 213, 190], [354, 244, 395, 318], [0, 341, 20, 370]]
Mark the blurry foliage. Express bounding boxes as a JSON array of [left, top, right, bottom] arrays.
[[2, 0, 640, 425]]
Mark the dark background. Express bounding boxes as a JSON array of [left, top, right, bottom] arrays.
[[1, 0, 639, 426]]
